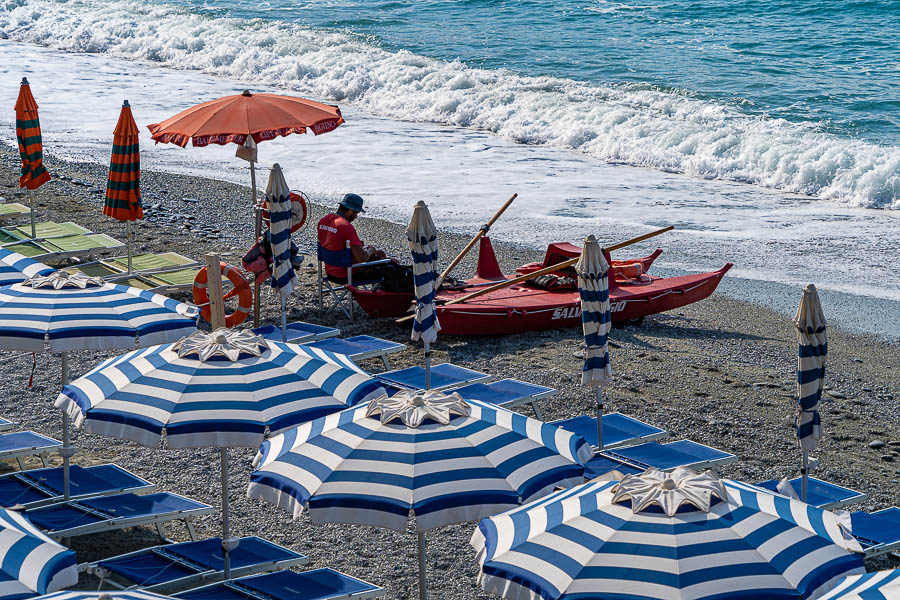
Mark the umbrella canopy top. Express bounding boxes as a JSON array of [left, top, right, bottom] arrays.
[[147, 90, 343, 148], [0, 248, 54, 286], [473, 468, 864, 600], [248, 392, 593, 531], [0, 505, 77, 596], [0, 271, 198, 352], [795, 283, 826, 334], [819, 569, 900, 600], [55, 328, 386, 449]]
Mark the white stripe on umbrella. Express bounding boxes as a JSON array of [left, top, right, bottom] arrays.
[[0, 506, 77, 598], [472, 468, 864, 600], [819, 569, 900, 600], [0, 249, 53, 286]]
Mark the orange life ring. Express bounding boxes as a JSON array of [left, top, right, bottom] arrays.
[[261, 191, 308, 233], [192, 262, 253, 328]]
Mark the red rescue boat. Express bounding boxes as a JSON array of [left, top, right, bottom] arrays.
[[349, 237, 731, 335]]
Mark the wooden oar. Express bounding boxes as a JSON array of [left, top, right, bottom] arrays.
[[436, 193, 517, 289], [396, 226, 673, 323]]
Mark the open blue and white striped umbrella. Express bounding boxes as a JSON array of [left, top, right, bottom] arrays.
[[473, 467, 864, 600], [795, 283, 826, 502], [0, 506, 77, 600], [408, 201, 440, 388], [37, 591, 172, 600], [0, 248, 53, 286], [576, 235, 612, 449], [0, 271, 198, 352], [819, 569, 900, 600]]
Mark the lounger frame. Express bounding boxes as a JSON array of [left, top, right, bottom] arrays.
[[0, 430, 61, 471], [0, 464, 155, 509]]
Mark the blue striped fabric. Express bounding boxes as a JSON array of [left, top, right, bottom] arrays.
[[0, 276, 198, 352], [795, 284, 826, 452], [37, 590, 173, 600], [408, 201, 440, 345], [265, 164, 297, 297], [0, 506, 77, 599], [819, 569, 900, 600], [248, 398, 592, 531], [576, 235, 611, 387], [55, 340, 385, 449], [472, 476, 864, 600], [0, 249, 53, 286]]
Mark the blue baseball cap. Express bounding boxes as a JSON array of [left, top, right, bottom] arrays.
[[340, 193, 365, 213]]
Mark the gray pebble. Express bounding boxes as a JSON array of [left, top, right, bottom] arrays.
[[826, 390, 847, 399], [869, 440, 886, 450]]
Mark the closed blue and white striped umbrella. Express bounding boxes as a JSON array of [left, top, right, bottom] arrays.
[[795, 283, 826, 502], [473, 467, 864, 600], [55, 328, 386, 449], [249, 391, 592, 531], [0, 248, 53, 286], [0, 506, 77, 599], [266, 164, 296, 299], [37, 590, 172, 600], [0, 271, 198, 352], [819, 569, 900, 600], [409, 201, 440, 349], [576, 235, 612, 449]]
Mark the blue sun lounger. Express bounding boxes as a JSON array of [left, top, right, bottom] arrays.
[[89, 536, 311, 593], [251, 322, 340, 344], [0, 463, 154, 509], [174, 568, 385, 600], [377, 363, 490, 393], [0, 431, 61, 470], [25, 491, 212, 541], [584, 439, 738, 479], [0, 417, 14, 432], [455, 379, 557, 419], [301, 335, 406, 371], [754, 477, 867, 510], [850, 507, 900, 558], [551, 413, 668, 450]]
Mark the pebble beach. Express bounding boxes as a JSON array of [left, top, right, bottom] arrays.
[[1, 143, 899, 598]]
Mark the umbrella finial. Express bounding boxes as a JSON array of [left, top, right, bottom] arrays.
[[611, 467, 727, 516], [123, 99, 130, 107], [241, 89, 252, 96], [415, 200, 426, 208], [585, 234, 597, 243], [21, 77, 29, 85], [366, 389, 470, 428], [804, 283, 817, 294]]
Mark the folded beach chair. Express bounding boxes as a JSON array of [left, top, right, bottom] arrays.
[[301, 335, 406, 371], [0, 431, 61, 471], [174, 568, 385, 600], [89, 536, 310, 593], [0, 202, 31, 223], [456, 379, 557, 420], [25, 491, 213, 541], [754, 476, 867, 510], [251, 321, 340, 344], [376, 363, 491, 393], [584, 439, 738, 480], [551, 413, 668, 450], [0, 417, 14, 432], [850, 507, 900, 558], [0, 464, 154, 510]]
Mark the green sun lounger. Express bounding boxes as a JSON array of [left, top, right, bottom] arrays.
[[0, 203, 31, 223], [5, 233, 125, 263], [66, 252, 200, 292]]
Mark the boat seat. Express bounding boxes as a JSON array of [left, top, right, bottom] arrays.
[[25, 491, 213, 541], [0, 431, 61, 471], [850, 507, 900, 558], [376, 363, 491, 393], [754, 476, 867, 510], [301, 335, 406, 371], [456, 379, 557, 419], [174, 568, 385, 600], [89, 535, 310, 592], [585, 439, 737, 479], [251, 321, 340, 344], [551, 413, 668, 450], [0, 464, 154, 510]]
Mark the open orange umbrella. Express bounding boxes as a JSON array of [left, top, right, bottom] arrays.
[[104, 100, 143, 273], [15, 77, 51, 238], [147, 89, 343, 326]]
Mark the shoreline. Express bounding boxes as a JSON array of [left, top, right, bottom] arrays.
[[1, 144, 898, 596]]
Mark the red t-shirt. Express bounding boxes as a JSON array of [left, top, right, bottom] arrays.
[[318, 213, 363, 278]]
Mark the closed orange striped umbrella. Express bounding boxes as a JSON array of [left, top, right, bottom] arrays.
[[104, 100, 143, 221], [15, 78, 51, 191]]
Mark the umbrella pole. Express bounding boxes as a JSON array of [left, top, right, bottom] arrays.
[[221, 447, 239, 579], [596, 388, 604, 451], [800, 451, 809, 503], [126, 220, 133, 274], [417, 530, 427, 600], [29, 190, 36, 239], [280, 295, 288, 342], [59, 352, 74, 500], [424, 341, 431, 390], [250, 160, 261, 328]]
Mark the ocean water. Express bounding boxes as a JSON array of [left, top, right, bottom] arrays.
[[1, 0, 899, 335]]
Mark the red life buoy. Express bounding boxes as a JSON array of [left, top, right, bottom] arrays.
[[261, 191, 308, 233], [192, 262, 253, 328]]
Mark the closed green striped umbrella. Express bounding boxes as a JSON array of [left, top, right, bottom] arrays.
[[15, 77, 51, 239], [104, 100, 143, 272]]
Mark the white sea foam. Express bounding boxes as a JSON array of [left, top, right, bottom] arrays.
[[1, 0, 898, 209]]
